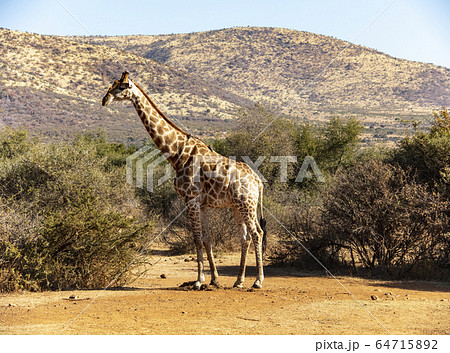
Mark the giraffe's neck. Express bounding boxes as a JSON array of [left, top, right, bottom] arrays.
[[130, 83, 190, 169]]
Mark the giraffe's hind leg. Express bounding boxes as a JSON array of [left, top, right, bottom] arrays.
[[232, 207, 251, 288], [250, 219, 265, 289], [200, 207, 220, 287], [238, 206, 264, 289]]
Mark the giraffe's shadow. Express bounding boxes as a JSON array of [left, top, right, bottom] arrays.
[[216, 263, 314, 278], [100, 263, 318, 292]]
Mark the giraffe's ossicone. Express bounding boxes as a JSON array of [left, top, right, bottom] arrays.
[[103, 72, 266, 289]]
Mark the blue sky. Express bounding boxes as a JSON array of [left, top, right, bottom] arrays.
[[1, 0, 449, 68]]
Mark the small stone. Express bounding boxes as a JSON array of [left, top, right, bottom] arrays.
[[8, 303, 17, 307], [69, 295, 78, 300], [160, 274, 167, 279], [371, 295, 378, 300]]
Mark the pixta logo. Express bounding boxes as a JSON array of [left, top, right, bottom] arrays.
[[126, 146, 325, 192], [126, 146, 173, 192]]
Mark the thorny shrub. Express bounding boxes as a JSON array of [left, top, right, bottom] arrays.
[[0, 131, 154, 292]]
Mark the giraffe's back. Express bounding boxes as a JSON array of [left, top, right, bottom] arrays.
[[174, 154, 263, 209]]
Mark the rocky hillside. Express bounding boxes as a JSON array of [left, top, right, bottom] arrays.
[[77, 28, 449, 107], [0, 28, 249, 142], [74, 27, 450, 142], [1, 27, 449, 142]]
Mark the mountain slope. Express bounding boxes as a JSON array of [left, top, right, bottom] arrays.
[[0, 28, 249, 141], [75, 27, 449, 111], [1, 27, 449, 143]]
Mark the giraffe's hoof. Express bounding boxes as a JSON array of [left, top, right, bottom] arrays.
[[193, 281, 202, 290], [210, 280, 221, 288], [233, 281, 244, 289], [252, 281, 263, 289]]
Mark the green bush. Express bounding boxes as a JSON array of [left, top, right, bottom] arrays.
[[393, 108, 450, 197], [213, 106, 362, 188], [213, 105, 299, 185], [0, 127, 33, 159], [323, 161, 448, 278], [274, 159, 449, 279], [316, 117, 362, 173], [0, 130, 154, 292]]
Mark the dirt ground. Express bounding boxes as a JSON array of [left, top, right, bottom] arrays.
[[0, 251, 449, 335]]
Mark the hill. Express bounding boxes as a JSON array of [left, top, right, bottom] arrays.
[[1, 27, 449, 143], [0, 28, 249, 142], [73, 27, 450, 142]]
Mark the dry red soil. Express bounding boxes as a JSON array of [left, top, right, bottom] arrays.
[[1, 253, 449, 335]]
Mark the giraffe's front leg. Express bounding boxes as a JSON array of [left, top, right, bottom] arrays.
[[233, 209, 250, 288], [200, 208, 220, 287], [188, 203, 205, 290], [193, 235, 205, 289], [251, 222, 265, 289]]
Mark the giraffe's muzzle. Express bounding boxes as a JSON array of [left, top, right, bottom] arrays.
[[102, 93, 113, 106]]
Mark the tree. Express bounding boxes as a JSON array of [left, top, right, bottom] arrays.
[[393, 108, 450, 197], [323, 160, 448, 278], [213, 105, 298, 185]]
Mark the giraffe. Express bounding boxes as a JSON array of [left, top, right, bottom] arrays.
[[102, 72, 266, 289]]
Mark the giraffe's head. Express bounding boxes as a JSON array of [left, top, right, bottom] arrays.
[[102, 72, 134, 106]]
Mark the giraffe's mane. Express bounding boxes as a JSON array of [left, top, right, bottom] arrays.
[[132, 80, 189, 136]]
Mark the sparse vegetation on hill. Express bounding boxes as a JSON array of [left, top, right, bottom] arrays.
[[1, 27, 449, 142], [74, 27, 449, 140], [0, 27, 248, 141], [82, 27, 449, 108]]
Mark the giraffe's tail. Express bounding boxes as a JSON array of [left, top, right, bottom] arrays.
[[259, 185, 267, 254]]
